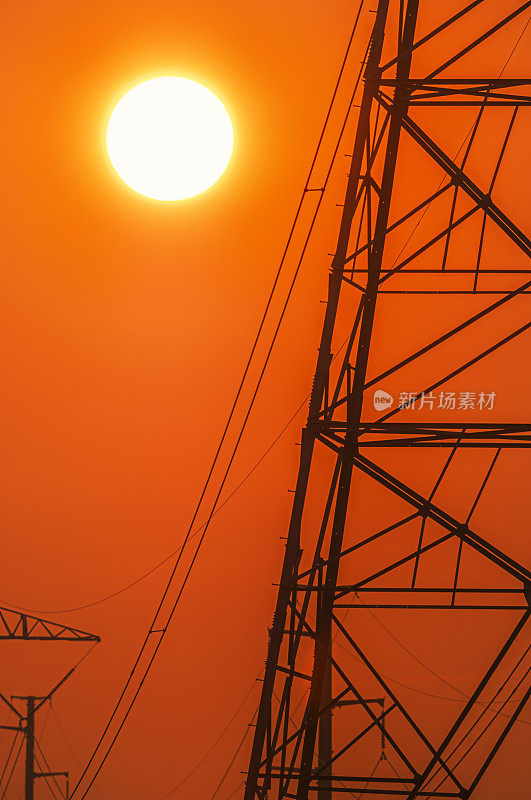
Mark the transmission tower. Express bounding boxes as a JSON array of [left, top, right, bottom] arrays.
[[0, 606, 99, 800], [244, 1, 530, 798]]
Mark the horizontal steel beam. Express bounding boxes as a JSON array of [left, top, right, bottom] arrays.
[[0, 607, 100, 642]]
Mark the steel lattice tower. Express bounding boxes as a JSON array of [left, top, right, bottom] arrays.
[[244, 1, 531, 798], [0, 607, 99, 800]]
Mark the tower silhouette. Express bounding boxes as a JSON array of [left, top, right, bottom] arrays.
[[0, 606, 99, 800], [244, 1, 531, 798]]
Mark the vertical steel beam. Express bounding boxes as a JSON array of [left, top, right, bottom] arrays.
[[317, 644, 332, 800], [24, 696, 35, 800], [298, 1, 408, 796], [299, 2, 420, 797], [244, 2, 391, 797]]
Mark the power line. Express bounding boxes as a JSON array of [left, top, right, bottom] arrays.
[[0, 395, 309, 617], [499, 12, 530, 74], [0, 731, 20, 797], [35, 726, 68, 800], [356, 596, 467, 698], [290, 597, 531, 724], [159, 673, 260, 799], [50, 709, 109, 800], [50, 710, 79, 765], [424, 661, 531, 798], [0, 735, 24, 800], [355, 755, 381, 800], [219, 782, 244, 800], [33, 746, 64, 800], [155, 690, 260, 800], [334, 603, 530, 724], [208, 706, 258, 800]]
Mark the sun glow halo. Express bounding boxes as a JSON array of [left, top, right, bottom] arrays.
[[106, 77, 233, 201]]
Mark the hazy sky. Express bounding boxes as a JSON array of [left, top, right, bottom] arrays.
[[0, 2, 529, 799]]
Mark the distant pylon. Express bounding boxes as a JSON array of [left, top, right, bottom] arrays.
[[1, 608, 99, 800]]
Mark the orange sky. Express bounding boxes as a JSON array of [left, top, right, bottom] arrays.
[[0, 2, 529, 799]]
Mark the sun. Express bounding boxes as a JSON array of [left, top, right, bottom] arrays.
[[106, 77, 233, 201]]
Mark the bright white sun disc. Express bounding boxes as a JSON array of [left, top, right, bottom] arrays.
[[106, 77, 233, 201]]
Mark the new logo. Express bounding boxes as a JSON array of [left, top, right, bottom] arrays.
[[373, 390, 394, 410]]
